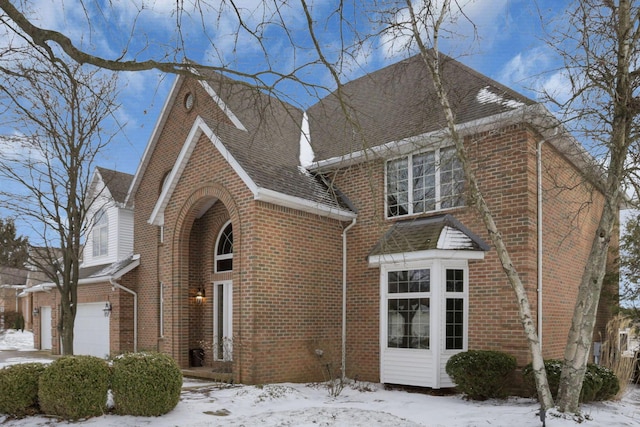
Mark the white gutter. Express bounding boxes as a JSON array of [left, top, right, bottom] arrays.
[[341, 218, 357, 380], [255, 187, 357, 222], [110, 278, 138, 353]]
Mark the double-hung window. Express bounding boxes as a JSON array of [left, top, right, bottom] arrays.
[[386, 146, 464, 217], [92, 208, 108, 257]]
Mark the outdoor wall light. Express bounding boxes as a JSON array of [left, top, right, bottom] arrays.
[[103, 302, 112, 317], [195, 288, 206, 305], [33, 307, 39, 317]]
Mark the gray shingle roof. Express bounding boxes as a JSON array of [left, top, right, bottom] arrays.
[[307, 53, 536, 161], [197, 73, 352, 211], [78, 254, 138, 282], [0, 267, 28, 285], [188, 54, 535, 215], [97, 167, 134, 205], [368, 214, 489, 258]]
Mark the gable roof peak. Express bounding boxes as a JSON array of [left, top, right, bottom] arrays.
[[95, 166, 134, 205]]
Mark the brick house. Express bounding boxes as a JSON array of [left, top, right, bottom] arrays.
[[30, 54, 616, 388], [30, 167, 138, 357]]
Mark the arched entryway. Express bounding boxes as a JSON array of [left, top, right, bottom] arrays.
[[172, 183, 241, 378], [186, 202, 232, 370]]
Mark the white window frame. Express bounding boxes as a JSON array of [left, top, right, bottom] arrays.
[[213, 280, 233, 361], [92, 208, 108, 257], [214, 220, 233, 273], [441, 262, 469, 354], [379, 259, 469, 388], [385, 146, 463, 218]]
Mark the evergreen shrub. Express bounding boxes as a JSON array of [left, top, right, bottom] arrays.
[[111, 352, 182, 416], [0, 363, 46, 416], [522, 360, 619, 402], [445, 350, 517, 400], [38, 356, 110, 420]]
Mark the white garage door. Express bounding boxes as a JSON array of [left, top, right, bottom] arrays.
[[40, 306, 52, 350], [74, 303, 110, 358]]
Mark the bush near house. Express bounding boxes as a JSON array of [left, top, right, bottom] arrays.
[[0, 363, 46, 416], [38, 356, 111, 420], [522, 359, 619, 402], [0, 311, 23, 331], [445, 350, 517, 400], [111, 352, 182, 416]]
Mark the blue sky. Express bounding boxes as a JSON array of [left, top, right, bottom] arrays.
[[0, 0, 569, 240], [23, 0, 565, 177]]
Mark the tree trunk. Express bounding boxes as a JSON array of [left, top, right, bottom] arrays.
[[557, 0, 633, 413], [409, 7, 554, 407], [59, 291, 75, 355]]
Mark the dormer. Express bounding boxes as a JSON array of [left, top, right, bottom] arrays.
[[82, 167, 134, 268]]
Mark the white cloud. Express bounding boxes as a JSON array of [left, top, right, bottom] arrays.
[[377, 0, 511, 62], [498, 48, 572, 103]]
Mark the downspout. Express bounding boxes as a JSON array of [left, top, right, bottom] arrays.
[[110, 278, 138, 353], [537, 139, 544, 352], [342, 218, 357, 381], [536, 129, 558, 352]]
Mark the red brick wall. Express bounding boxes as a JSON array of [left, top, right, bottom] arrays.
[[133, 75, 614, 385], [329, 123, 611, 381], [133, 77, 345, 384], [31, 280, 132, 355]]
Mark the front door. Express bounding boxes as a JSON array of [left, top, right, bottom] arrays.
[[213, 281, 232, 361], [40, 306, 52, 350]]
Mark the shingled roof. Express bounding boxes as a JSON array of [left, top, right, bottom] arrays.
[[307, 53, 536, 162], [168, 72, 354, 215], [138, 53, 544, 222], [368, 214, 489, 260], [96, 167, 134, 205]]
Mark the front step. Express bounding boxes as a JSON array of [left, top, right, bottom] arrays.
[[182, 368, 234, 383]]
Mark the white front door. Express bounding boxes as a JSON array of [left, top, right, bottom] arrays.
[[74, 302, 110, 358], [213, 281, 233, 361], [40, 306, 52, 350]]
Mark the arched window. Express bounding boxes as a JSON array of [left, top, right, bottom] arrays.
[[92, 208, 108, 257], [215, 221, 233, 272]]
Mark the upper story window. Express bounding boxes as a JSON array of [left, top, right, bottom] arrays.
[[386, 146, 464, 217], [215, 221, 233, 272], [92, 208, 108, 257]]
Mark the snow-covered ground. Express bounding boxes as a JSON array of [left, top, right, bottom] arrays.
[[0, 329, 638, 426]]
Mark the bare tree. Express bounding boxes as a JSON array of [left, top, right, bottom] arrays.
[[0, 46, 120, 355], [375, 0, 558, 413], [544, 0, 640, 413], [1, 0, 632, 415]]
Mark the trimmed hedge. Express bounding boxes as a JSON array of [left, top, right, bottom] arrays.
[[522, 360, 619, 402], [0, 363, 46, 416], [111, 352, 182, 416], [445, 350, 517, 400], [38, 356, 110, 420]]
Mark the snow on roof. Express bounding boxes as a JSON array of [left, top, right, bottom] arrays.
[[476, 86, 526, 109]]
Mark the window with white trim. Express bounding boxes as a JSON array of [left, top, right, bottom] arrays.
[[386, 147, 464, 217], [92, 208, 108, 257], [445, 268, 465, 350], [382, 263, 468, 352], [387, 269, 431, 349], [215, 222, 233, 272]]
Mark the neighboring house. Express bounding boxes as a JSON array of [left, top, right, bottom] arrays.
[[30, 167, 138, 357], [31, 54, 617, 389], [0, 267, 28, 329]]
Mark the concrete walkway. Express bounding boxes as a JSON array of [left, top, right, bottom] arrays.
[[0, 349, 57, 365]]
